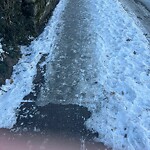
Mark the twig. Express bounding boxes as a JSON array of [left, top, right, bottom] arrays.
[[0, 87, 7, 92]]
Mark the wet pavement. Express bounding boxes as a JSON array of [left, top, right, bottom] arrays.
[[9, 102, 109, 149], [13, 102, 94, 138]]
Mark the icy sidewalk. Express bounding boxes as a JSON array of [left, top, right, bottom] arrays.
[[36, 0, 103, 106]]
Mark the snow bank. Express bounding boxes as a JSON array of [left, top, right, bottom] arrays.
[[0, 0, 67, 128], [85, 0, 150, 150]]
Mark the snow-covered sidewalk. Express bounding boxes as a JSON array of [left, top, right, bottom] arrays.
[[0, 0, 150, 150], [36, 0, 103, 106]]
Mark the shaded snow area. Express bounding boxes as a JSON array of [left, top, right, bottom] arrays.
[[0, 0, 150, 150], [139, 0, 150, 10], [0, 0, 67, 128], [36, 0, 103, 107]]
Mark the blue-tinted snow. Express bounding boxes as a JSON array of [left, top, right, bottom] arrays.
[[0, 0, 150, 150]]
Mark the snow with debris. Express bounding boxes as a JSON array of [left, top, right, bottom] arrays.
[[85, 0, 150, 150], [0, 0, 150, 150]]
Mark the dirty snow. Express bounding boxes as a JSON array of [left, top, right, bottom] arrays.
[[0, 0, 150, 150]]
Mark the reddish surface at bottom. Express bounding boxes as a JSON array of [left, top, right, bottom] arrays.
[[0, 129, 110, 150]]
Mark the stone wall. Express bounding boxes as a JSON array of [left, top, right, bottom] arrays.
[[0, 0, 59, 85]]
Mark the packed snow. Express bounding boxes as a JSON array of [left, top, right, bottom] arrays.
[[0, 0, 150, 150], [85, 0, 150, 150]]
